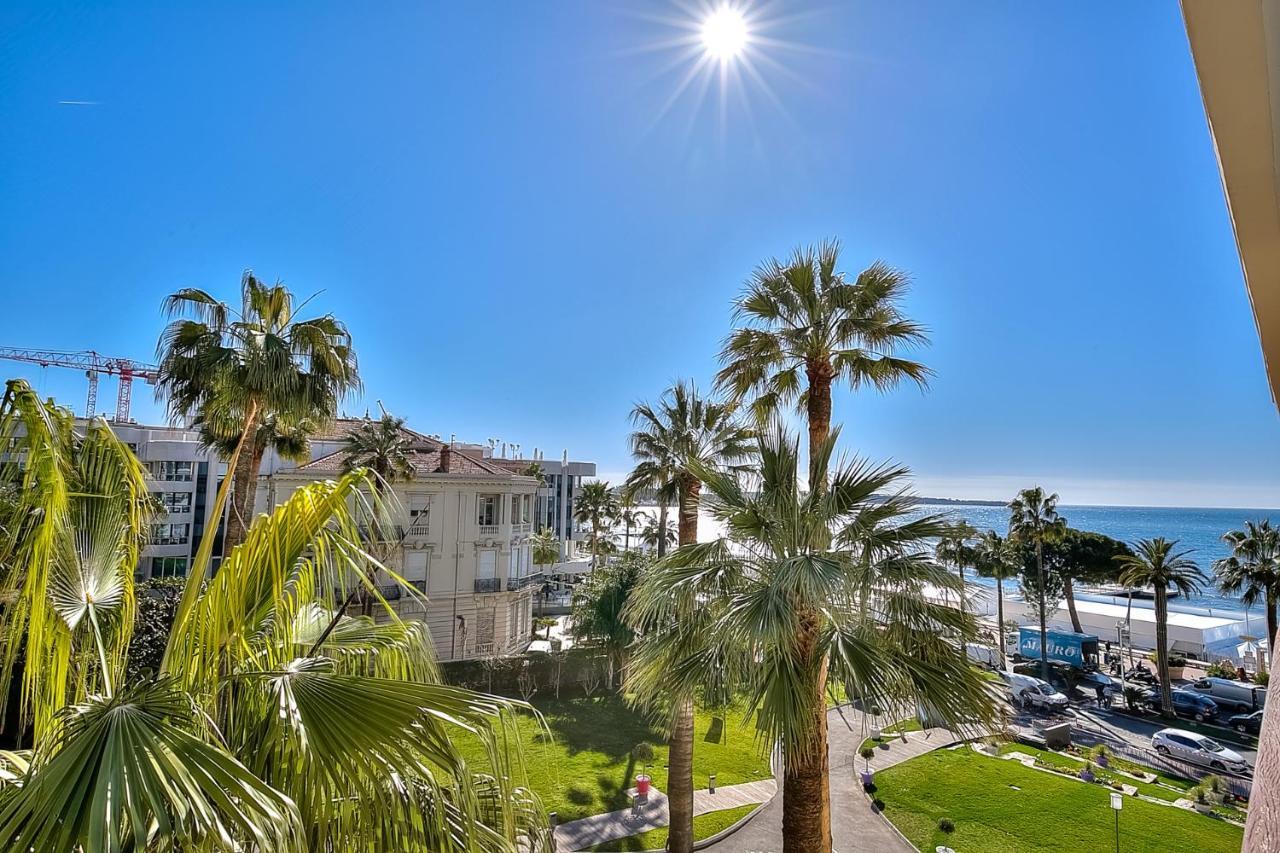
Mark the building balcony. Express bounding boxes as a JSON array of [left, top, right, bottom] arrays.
[[356, 523, 406, 543], [478, 524, 501, 537], [406, 519, 430, 538], [511, 522, 532, 536], [506, 571, 543, 592], [474, 577, 502, 594]]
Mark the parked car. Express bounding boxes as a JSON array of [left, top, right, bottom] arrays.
[[1227, 709, 1265, 735], [1144, 688, 1220, 722], [1003, 672, 1070, 712], [1187, 677, 1267, 713], [1151, 728, 1249, 774]]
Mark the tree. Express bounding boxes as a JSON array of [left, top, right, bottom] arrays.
[[971, 530, 1017, 667], [1008, 487, 1067, 679], [1215, 520, 1280, 651], [573, 481, 619, 572], [622, 381, 753, 853], [1117, 539, 1206, 719], [156, 271, 361, 554], [0, 381, 546, 851], [615, 492, 644, 553], [1054, 529, 1133, 633], [934, 522, 978, 615], [628, 424, 994, 853], [530, 529, 560, 617], [126, 578, 187, 682], [638, 513, 674, 554], [715, 239, 930, 491], [571, 552, 645, 690], [340, 413, 414, 487]]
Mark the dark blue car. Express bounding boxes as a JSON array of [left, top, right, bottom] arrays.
[[1145, 688, 1220, 722]]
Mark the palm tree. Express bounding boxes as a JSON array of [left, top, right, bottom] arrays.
[[624, 433, 679, 561], [715, 240, 930, 491], [156, 271, 361, 554], [628, 424, 994, 853], [638, 513, 675, 554], [340, 412, 415, 487], [0, 380, 546, 851], [934, 521, 978, 615], [1117, 539, 1206, 719], [972, 530, 1017, 667], [1008, 487, 1067, 679], [571, 552, 643, 690], [573, 481, 619, 572], [622, 381, 753, 853], [615, 492, 644, 553], [1215, 520, 1280, 652], [530, 528, 560, 617]]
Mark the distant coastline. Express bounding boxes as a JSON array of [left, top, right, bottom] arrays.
[[911, 496, 1006, 507]]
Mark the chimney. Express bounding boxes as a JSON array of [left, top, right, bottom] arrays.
[[439, 443, 452, 473]]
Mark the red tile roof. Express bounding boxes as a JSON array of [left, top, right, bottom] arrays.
[[295, 446, 511, 478]]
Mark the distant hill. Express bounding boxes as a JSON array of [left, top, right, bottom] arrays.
[[911, 496, 1006, 507]]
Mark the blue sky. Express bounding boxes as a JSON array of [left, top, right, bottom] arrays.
[[1, 1, 1275, 508]]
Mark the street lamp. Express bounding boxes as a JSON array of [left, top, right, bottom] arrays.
[[1109, 791, 1123, 852]]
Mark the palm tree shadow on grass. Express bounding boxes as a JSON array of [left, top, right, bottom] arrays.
[[537, 695, 663, 761]]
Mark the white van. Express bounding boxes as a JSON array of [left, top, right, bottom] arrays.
[[1187, 677, 1267, 713], [966, 643, 1000, 670], [1003, 672, 1070, 712]]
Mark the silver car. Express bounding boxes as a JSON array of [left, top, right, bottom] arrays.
[[1151, 728, 1249, 774]]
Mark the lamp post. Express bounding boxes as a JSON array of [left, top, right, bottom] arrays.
[[1110, 791, 1123, 852]]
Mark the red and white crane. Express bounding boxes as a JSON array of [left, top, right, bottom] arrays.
[[0, 347, 160, 422]]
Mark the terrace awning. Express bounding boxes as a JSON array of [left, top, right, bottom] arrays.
[[1183, 0, 1280, 406]]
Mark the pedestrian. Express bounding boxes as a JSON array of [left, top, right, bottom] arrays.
[[1095, 682, 1107, 708]]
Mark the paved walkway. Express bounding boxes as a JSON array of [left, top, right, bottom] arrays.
[[703, 706, 954, 853], [554, 779, 778, 851]]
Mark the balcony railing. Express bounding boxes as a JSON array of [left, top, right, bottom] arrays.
[[478, 524, 500, 537], [357, 523, 406, 543], [406, 518, 430, 537], [474, 577, 502, 594], [506, 571, 543, 591], [511, 522, 532, 536]]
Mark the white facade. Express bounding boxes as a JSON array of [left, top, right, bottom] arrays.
[[257, 421, 548, 661], [90, 420, 228, 579]]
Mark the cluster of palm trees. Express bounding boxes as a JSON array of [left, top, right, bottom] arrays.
[[603, 241, 996, 853], [0, 274, 549, 851]]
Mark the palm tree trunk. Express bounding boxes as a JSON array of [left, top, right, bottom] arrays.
[[783, 611, 832, 853], [1036, 539, 1049, 680], [667, 695, 696, 853], [805, 363, 833, 494], [996, 576, 1006, 668], [590, 522, 599, 572], [1268, 592, 1278, 658], [1063, 575, 1083, 634], [1156, 588, 1174, 719], [656, 503, 669, 559], [224, 410, 265, 554], [666, 476, 702, 853], [624, 522, 631, 554]]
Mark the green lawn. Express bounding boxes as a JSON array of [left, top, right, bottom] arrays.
[[582, 803, 761, 852], [453, 694, 771, 822], [876, 748, 1243, 853], [997, 744, 1187, 804]]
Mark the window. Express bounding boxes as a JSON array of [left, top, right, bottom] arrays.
[[508, 548, 518, 578], [151, 523, 190, 546], [477, 495, 498, 526], [477, 550, 497, 579], [511, 495, 520, 525], [404, 551, 429, 585], [408, 495, 430, 530], [153, 491, 192, 514], [521, 494, 532, 523], [149, 460, 193, 482], [150, 556, 189, 578]]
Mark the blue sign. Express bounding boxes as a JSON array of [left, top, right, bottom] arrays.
[[1019, 627, 1094, 668]]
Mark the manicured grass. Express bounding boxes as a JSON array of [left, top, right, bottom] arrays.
[[582, 803, 761, 851], [876, 748, 1243, 853], [997, 744, 1186, 803], [452, 694, 771, 822]]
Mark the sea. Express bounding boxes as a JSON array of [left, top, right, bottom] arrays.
[[907, 502, 1278, 615], [645, 502, 1280, 617]]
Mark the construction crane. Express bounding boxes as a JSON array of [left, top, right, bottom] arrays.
[[0, 347, 160, 422]]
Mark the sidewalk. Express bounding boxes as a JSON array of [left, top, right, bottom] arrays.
[[553, 779, 778, 852]]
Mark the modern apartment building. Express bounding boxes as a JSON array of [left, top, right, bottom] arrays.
[[88, 420, 227, 579], [258, 419, 570, 661], [489, 454, 597, 560]]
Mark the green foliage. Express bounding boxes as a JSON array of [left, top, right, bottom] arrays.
[[573, 553, 648, 686], [125, 578, 187, 682], [340, 413, 415, 486], [1206, 660, 1238, 679]]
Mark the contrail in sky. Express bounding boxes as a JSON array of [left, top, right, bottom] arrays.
[[57, 100, 100, 106]]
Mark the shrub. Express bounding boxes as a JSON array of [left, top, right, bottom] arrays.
[[938, 818, 955, 833], [860, 747, 876, 761], [1206, 660, 1238, 679], [1201, 774, 1224, 795], [632, 742, 656, 763], [1258, 671, 1271, 687]]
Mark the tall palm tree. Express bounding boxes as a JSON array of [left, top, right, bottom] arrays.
[[573, 481, 619, 572], [715, 239, 930, 491], [156, 271, 361, 554], [0, 380, 546, 852], [972, 530, 1017, 667], [1008, 487, 1067, 679], [530, 529, 560, 616], [615, 492, 643, 553], [622, 381, 753, 853], [1215, 520, 1280, 652], [1117, 539, 1206, 719], [624, 431, 679, 561], [627, 424, 994, 853], [934, 521, 978, 615], [340, 413, 415, 487]]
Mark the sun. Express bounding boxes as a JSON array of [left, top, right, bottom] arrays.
[[700, 5, 749, 61]]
